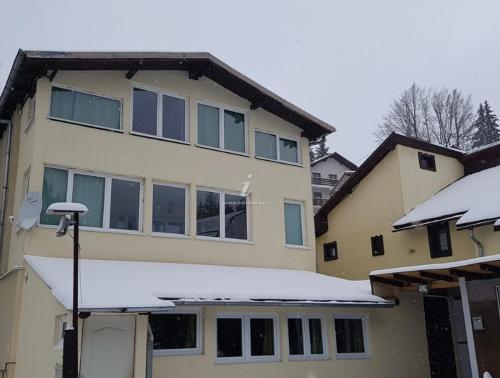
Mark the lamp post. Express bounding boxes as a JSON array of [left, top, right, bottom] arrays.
[[47, 202, 88, 378]]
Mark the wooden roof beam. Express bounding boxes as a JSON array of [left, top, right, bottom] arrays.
[[449, 268, 490, 280], [393, 273, 428, 285], [419, 271, 456, 282], [371, 276, 405, 287], [479, 263, 500, 274]]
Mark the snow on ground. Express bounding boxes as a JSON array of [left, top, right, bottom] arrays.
[[24, 255, 388, 311]]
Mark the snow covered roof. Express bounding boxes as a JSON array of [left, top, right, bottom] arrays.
[[393, 165, 500, 230], [24, 256, 390, 312]]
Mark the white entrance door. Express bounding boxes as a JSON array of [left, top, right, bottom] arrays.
[[81, 315, 135, 378]]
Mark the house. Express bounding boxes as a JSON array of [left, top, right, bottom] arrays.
[[310, 152, 357, 213], [315, 132, 500, 377], [0, 51, 430, 378]]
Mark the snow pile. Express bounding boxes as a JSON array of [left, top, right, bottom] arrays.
[[24, 256, 388, 311], [393, 165, 500, 229]]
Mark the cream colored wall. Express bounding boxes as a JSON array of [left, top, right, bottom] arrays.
[[151, 294, 429, 378], [6, 70, 316, 271]]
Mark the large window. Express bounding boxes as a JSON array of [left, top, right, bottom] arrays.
[[41, 167, 142, 232], [255, 131, 299, 164], [334, 314, 370, 359], [152, 183, 188, 236], [50, 86, 121, 130], [427, 221, 452, 258], [196, 189, 248, 241], [284, 200, 305, 246], [132, 87, 187, 142], [149, 310, 202, 356], [287, 315, 328, 360], [216, 314, 279, 363], [197, 103, 246, 153]]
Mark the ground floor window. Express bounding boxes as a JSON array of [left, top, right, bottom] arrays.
[[216, 314, 279, 363], [287, 314, 328, 360], [148, 310, 202, 356], [333, 314, 369, 359]]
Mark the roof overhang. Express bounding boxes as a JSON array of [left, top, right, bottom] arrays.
[[0, 50, 334, 140]]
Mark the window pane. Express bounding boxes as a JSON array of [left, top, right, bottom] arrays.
[[288, 318, 304, 355], [335, 318, 365, 354], [198, 104, 219, 148], [284, 202, 303, 245], [40, 167, 68, 225], [73, 91, 121, 129], [72, 174, 105, 228], [309, 318, 324, 355], [162, 95, 185, 141], [224, 194, 247, 240], [152, 185, 186, 234], [149, 314, 197, 350], [50, 87, 74, 120], [133, 88, 157, 135], [196, 190, 220, 237], [217, 318, 243, 358], [224, 110, 245, 153], [255, 131, 277, 160], [250, 318, 275, 356], [110, 179, 140, 231], [279, 138, 298, 163]]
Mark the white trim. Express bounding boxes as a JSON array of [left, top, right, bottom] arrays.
[[151, 308, 203, 357], [151, 181, 189, 237], [286, 314, 329, 361], [283, 199, 306, 247], [215, 312, 280, 364], [459, 277, 480, 378], [333, 313, 371, 360], [254, 129, 301, 165]]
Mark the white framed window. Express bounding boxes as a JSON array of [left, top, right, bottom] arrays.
[[149, 309, 202, 356], [132, 85, 188, 143], [40, 166, 143, 233], [333, 314, 370, 360], [49, 85, 122, 131], [284, 200, 305, 247], [152, 182, 189, 237], [215, 313, 279, 364], [196, 188, 249, 242], [255, 130, 300, 165], [287, 314, 328, 360], [197, 102, 247, 154]]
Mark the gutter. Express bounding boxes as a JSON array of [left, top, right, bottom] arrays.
[[0, 120, 13, 271], [469, 229, 484, 257]]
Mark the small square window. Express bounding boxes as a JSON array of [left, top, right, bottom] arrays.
[[418, 152, 436, 171], [427, 221, 452, 258], [371, 235, 384, 257], [323, 241, 338, 261], [328, 174, 337, 180]]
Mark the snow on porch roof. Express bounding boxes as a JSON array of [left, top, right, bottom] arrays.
[[24, 256, 390, 312], [393, 165, 500, 231]]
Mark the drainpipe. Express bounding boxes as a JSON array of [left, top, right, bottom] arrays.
[[0, 119, 13, 270], [469, 228, 484, 257]]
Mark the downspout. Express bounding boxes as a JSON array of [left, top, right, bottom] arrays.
[[469, 228, 484, 257], [0, 120, 13, 270]]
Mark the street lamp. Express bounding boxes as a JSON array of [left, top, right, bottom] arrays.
[[47, 202, 88, 378]]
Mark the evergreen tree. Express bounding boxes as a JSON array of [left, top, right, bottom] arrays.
[[309, 148, 316, 162], [472, 101, 500, 148], [314, 139, 330, 159]]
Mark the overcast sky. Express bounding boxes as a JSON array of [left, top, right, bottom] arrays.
[[1, 0, 499, 163]]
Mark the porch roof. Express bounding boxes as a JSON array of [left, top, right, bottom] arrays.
[[24, 255, 390, 312]]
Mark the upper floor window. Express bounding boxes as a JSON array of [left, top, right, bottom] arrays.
[[334, 314, 369, 359], [427, 221, 452, 258], [284, 200, 305, 247], [255, 131, 299, 164], [132, 87, 187, 142], [41, 167, 142, 232], [152, 183, 188, 236], [418, 152, 436, 171], [328, 174, 337, 180], [371, 235, 384, 257], [50, 86, 121, 130], [197, 103, 246, 153], [312, 172, 321, 178]]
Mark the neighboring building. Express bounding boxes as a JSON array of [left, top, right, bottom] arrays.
[[315, 133, 500, 377], [0, 51, 430, 378], [310, 152, 357, 213]]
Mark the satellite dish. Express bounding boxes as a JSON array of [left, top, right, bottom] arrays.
[[18, 191, 42, 230]]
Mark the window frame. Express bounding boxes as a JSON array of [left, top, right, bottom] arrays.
[[196, 100, 248, 155], [215, 313, 280, 364], [287, 314, 329, 361], [283, 199, 306, 248], [254, 129, 301, 166], [371, 234, 385, 257], [48, 84, 123, 132], [418, 152, 436, 172], [195, 187, 251, 243], [323, 241, 338, 261], [151, 181, 189, 238], [150, 308, 203, 357], [427, 221, 452, 258], [333, 313, 370, 360], [40, 166, 143, 234], [130, 83, 189, 144]]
